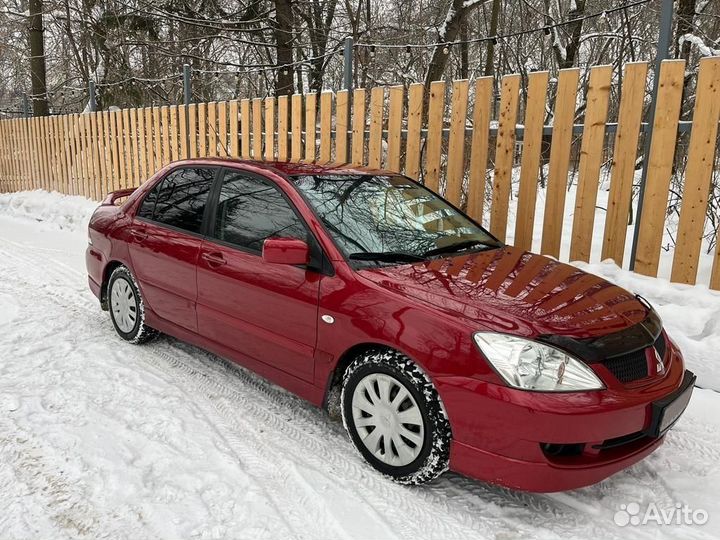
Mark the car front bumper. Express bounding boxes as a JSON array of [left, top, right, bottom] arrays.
[[435, 341, 694, 492]]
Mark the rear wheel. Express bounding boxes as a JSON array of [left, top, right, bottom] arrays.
[[108, 265, 157, 344], [341, 348, 451, 484]]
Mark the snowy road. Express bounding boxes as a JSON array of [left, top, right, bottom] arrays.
[[1, 192, 719, 540]]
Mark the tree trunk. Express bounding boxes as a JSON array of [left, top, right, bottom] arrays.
[[675, 0, 697, 61], [273, 0, 295, 97], [483, 0, 501, 76], [424, 0, 487, 85], [28, 0, 49, 116]]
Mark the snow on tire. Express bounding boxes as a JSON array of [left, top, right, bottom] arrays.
[[107, 265, 158, 344], [341, 348, 451, 485]]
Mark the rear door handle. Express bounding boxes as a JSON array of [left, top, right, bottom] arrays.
[[201, 252, 227, 267], [130, 228, 147, 241]]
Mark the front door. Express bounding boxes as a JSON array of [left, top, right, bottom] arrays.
[[196, 169, 321, 382]]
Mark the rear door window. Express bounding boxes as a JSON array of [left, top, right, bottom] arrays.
[[137, 168, 216, 234]]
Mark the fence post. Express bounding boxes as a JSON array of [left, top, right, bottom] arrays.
[[629, 0, 674, 271], [183, 64, 192, 155], [22, 94, 30, 117], [343, 37, 354, 91], [88, 80, 97, 112]]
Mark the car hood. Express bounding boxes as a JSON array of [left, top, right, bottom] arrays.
[[357, 246, 648, 340]]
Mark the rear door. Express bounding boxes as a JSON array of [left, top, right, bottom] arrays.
[[196, 169, 321, 382], [128, 167, 217, 332]]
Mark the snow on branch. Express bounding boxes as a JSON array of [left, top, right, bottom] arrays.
[[679, 33, 720, 57]]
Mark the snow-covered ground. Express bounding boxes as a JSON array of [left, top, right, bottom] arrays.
[[1, 190, 719, 540]]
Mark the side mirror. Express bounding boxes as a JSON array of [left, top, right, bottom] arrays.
[[262, 237, 310, 266]]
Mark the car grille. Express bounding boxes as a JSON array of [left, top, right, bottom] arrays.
[[604, 333, 667, 383]]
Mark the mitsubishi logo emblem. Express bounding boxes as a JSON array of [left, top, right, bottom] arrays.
[[654, 349, 665, 374]]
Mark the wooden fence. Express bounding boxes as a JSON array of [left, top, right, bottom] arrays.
[[1, 57, 719, 289]]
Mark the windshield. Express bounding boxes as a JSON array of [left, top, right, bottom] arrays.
[[292, 174, 500, 264]]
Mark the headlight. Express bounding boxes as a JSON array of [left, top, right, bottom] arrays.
[[473, 333, 605, 392]]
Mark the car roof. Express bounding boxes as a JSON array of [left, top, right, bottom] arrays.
[[166, 157, 397, 178]]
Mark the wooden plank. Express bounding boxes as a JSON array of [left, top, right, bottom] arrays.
[[672, 57, 720, 284], [569, 65, 613, 262], [129, 108, 140, 188], [178, 104, 188, 160], [540, 68, 580, 257], [265, 97, 275, 161], [601, 62, 649, 263], [424, 81, 445, 192], [217, 101, 228, 157], [467, 77, 493, 223], [490, 74, 521, 241], [130, 109, 147, 186], [143, 108, 154, 175], [207, 102, 217, 157], [252, 98, 263, 159], [109, 110, 121, 191], [386, 85, 404, 172], [514, 71, 550, 250], [633, 60, 686, 276], [60, 116, 71, 194], [367, 86, 384, 168], [305, 93, 317, 162], [351, 88, 366, 166], [335, 90, 349, 163], [319, 92, 332, 163], [240, 99, 251, 158], [188, 104, 198, 159], [46, 116, 57, 193], [229, 100, 239, 157], [445, 79, 470, 206], [68, 114, 81, 194], [405, 83, 424, 180], [277, 96, 289, 161], [169, 105, 179, 161], [120, 108, 132, 187], [102, 112, 113, 195], [152, 107, 162, 170], [84, 113, 96, 194], [90, 112, 103, 198], [39, 117, 50, 191], [291, 94, 303, 162], [196, 103, 206, 159]]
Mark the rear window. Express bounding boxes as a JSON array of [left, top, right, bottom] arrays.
[[137, 168, 215, 234]]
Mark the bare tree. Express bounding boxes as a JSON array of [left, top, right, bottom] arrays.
[[28, 0, 49, 115]]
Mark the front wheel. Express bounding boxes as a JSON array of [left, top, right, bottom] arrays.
[[107, 265, 157, 344], [341, 348, 451, 484]]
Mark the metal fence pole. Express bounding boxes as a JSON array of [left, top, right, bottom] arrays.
[[629, 0, 674, 271], [343, 37, 354, 91], [183, 64, 192, 155], [183, 64, 192, 106], [22, 94, 30, 117], [88, 80, 97, 112]]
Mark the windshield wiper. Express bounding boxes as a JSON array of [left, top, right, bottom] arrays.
[[348, 251, 425, 263], [422, 239, 500, 258]]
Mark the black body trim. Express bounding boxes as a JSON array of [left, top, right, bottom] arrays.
[[537, 305, 663, 363]]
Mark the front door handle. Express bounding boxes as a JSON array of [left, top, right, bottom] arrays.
[[130, 228, 147, 241], [201, 252, 227, 267]]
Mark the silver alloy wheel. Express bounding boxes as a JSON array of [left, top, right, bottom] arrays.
[[351, 372, 425, 466], [110, 277, 138, 333]]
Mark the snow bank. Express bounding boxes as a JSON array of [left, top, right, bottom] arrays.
[[0, 190, 98, 233]]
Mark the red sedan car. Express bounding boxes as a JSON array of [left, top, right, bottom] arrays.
[[86, 158, 695, 492]]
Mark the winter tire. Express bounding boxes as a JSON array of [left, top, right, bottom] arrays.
[[108, 265, 157, 344], [341, 348, 451, 484]]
